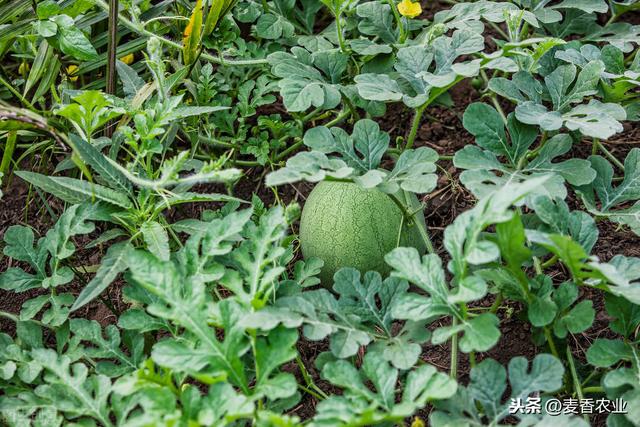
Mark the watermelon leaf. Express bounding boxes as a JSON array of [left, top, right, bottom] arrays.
[[303, 119, 389, 172], [455, 109, 596, 203], [318, 351, 456, 424], [431, 355, 566, 425], [242, 268, 431, 369], [267, 120, 438, 195]]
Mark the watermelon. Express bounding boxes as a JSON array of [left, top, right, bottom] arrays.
[[299, 181, 426, 285]]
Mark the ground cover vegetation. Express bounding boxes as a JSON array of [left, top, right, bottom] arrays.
[[0, 0, 639, 425]]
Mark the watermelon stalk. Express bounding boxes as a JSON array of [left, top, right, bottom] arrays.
[[387, 192, 435, 254]]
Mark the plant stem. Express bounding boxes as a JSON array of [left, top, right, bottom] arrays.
[[396, 215, 405, 247], [301, 107, 322, 123], [525, 131, 548, 162], [450, 318, 459, 379], [0, 74, 36, 110], [35, 187, 58, 221], [487, 21, 509, 40], [0, 310, 20, 324], [567, 345, 587, 425], [582, 386, 604, 394], [581, 368, 600, 388], [234, 159, 262, 167], [541, 255, 558, 269], [341, 92, 360, 122], [275, 138, 303, 161], [99, 295, 121, 317], [533, 255, 543, 275], [106, 0, 119, 94], [416, 218, 435, 254], [105, 0, 119, 137], [543, 325, 560, 359], [387, 0, 406, 43], [388, 193, 435, 254], [296, 356, 328, 399], [489, 293, 503, 314], [0, 130, 17, 174], [0, 310, 50, 329], [530, 255, 561, 360], [247, 330, 263, 407], [567, 348, 582, 394], [490, 95, 507, 125], [299, 385, 326, 400], [324, 110, 350, 128], [405, 104, 427, 151], [595, 139, 625, 171], [335, 15, 348, 53], [197, 134, 237, 148], [403, 75, 467, 152]]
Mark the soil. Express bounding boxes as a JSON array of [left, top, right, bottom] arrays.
[[1, 3, 639, 426]]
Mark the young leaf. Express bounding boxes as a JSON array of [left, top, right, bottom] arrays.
[[432, 354, 565, 425], [253, 327, 298, 400], [355, 30, 487, 108], [553, 299, 594, 338], [220, 207, 288, 308], [1, 203, 103, 298], [530, 196, 598, 254], [70, 319, 143, 376], [244, 268, 429, 368], [455, 133, 595, 202], [577, 150, 640, 235], [16, 171, 133, 209], [266, 151, 354, 186], [72, 242, 132, 312], [303, 119, 389, 172], [68, 133, 132, 195], [50, 15, 98, 61], [490, 62, 627, 138], [316, 351, 456, 424], [267, 120, 438, 196], [23, 349, 112, 426], [141, 221, 170, 262], [115, 60, 145, 97], [587, 338, 633, 367], [462, 105, 537, 166], [268, 47, 344, 112], [356, 1, 397, 43], [605, 294, 640, 338]]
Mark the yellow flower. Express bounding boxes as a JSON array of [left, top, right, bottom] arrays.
[[18, 62, 30, 75], [411, 417, 426, 427], [398, 0, 422, 18], [66, 65, 79, 82], [120, 53, 135, 65]]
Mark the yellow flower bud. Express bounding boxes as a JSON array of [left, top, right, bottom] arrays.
[[120, 53, 135, 65], [411, 417, 426, 427], [398, 0, 422, 19], [66, 65, 79, 82], [18, 62, 30, 75]]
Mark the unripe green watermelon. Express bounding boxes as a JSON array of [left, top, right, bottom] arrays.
[[299, 181, 426, 285]]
